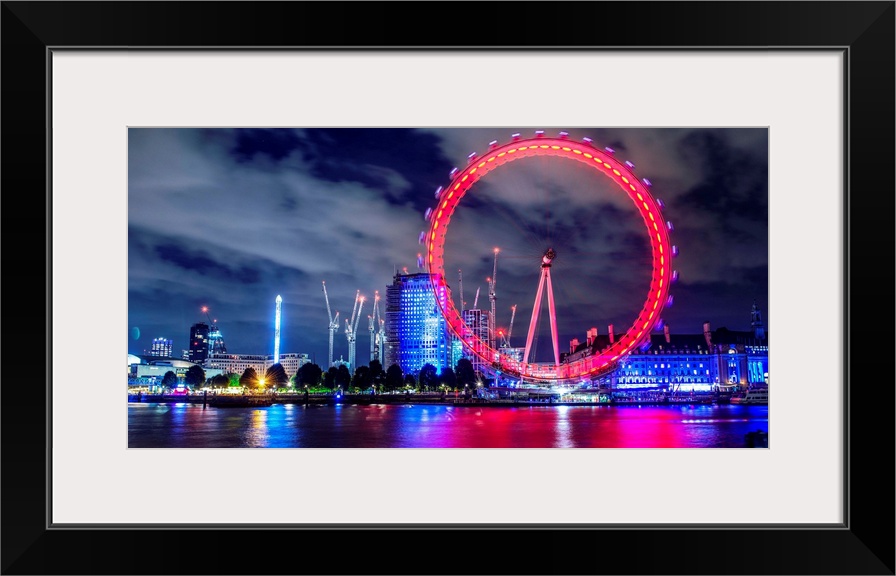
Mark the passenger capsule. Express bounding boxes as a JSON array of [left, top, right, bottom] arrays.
[[424, 207, 433, 221], [434, 186, 443, 199], [418, 231, 426, 245]]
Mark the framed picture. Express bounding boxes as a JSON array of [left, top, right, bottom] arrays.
[[3, 1, 892, 574]]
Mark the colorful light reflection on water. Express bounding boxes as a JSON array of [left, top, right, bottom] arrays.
[[128, 403, 768, 448]]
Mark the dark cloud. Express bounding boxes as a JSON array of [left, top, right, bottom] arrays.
[[230, 128, 303, 163], [128, 128, 769, 364], [154, 243, 262, 284]]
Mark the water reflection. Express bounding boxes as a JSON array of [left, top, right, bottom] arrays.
[[129, 403, 769, 448]]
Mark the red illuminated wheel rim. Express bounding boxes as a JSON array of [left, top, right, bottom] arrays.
[[421, 133, 676, 383]]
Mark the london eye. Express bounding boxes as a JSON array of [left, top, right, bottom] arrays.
[[420, 131, 678, 384]]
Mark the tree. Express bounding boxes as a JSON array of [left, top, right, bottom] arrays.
[[352, 365, 372, 391], [323, 366, 338, 390], [210, 374, 229, 388], [384, 364, 403, 392], [369, 359, 384, 387], [161, 370, 177, 388], [418, 363, 438, 392], [184, 365, 206, 388], [455, 358, 476, 387], [264, 363, 289, 389], [240, 367, 259, 389], [296, 363, 323, 387], [404, 374, 416, 389], [226, 373, 241, 387], [439, 367, 456, 389], [335, 364, 352, 389]]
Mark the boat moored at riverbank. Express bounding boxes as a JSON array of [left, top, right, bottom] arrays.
[[731, 388, 769, 405]]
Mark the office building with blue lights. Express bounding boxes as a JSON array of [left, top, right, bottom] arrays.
[[384, 272, 451, 375], [559, 304, 769, 392]]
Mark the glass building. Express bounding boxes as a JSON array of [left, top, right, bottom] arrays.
[[384, 272, 450, 375], [149, 337, 173, 357], [188, 322, 210, 363]]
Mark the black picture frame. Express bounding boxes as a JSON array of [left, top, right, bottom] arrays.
[[2, 1, 893, 574]]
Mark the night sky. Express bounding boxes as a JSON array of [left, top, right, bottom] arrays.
[[128, 128, 768, 365]]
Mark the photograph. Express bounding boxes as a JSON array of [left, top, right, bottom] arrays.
[[127, 127, 770, 448], [2, 0, 891, 574]]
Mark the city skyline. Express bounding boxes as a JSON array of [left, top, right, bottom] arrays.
[[128, 128, 769, 365]]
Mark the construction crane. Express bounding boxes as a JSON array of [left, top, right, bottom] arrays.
[[377, 317, 385, 366], [458, 269, 465, 310], [345, 290, 365, 371], [473, 286, 481, 309], [500, 304, 517, 348], [322, 281, 340, 368], [368, 314, 375, 362], [488, 248, 499, 349], [368, 291, 384, 363], [368, 291, 382, 362]]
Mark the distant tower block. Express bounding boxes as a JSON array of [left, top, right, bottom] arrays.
[[664, 325, 671, 343], [608, 324, 615, 344], [274, 295, 282, 365], [751, 301, 766, 340], [703, 322, 713, 349]]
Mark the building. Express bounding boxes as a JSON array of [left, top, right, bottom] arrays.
[[461, 309, 492, 376], [208, 323, 227, 355], [557, 304, 769, 392], [127, 355, 223, 387], [188, 322, 210, 363], [204, 352, 310, 380], [277, 353, 310, 378], [204, 353, 267, 376], [384, 272, 451, 375], [149, 337, 173, 357], [610, 322, 769, 392]]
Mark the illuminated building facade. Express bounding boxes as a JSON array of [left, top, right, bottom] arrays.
[[188, 322, 210, 363], [384, 272, 450, 374], [204, 352, 309, 379], [461, 309, 492, 376], [612, 321, 768, 392], [277, 353, 310, 378], [207, 324, 227, 355], [149, 337, 173, 357], [558, 306, 769, 392]]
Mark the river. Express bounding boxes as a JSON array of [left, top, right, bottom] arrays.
[[128, 402, 768, 448]]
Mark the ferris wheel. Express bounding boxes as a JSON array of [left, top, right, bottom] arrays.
[[420, 131, 678, 384]]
